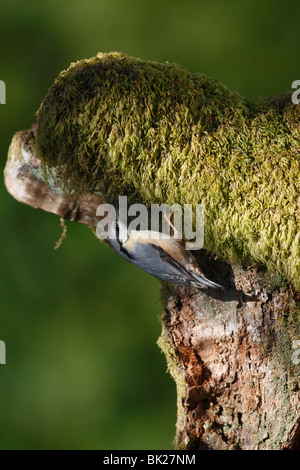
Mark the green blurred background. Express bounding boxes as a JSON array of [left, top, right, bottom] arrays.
[[0, 0, 299, 450]]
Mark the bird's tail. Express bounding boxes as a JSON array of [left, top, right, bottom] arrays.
[[191, 273, 224, 290]]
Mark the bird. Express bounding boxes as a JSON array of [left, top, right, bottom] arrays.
[[99, 209, 224, 291]]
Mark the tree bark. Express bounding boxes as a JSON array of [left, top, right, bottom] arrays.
[[158, 266, 300, 450], [5, 128, 300, 450]]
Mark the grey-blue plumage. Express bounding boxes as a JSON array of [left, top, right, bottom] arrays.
[[106, 216, 224, 290]]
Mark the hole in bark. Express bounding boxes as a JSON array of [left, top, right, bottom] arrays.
[[290, 420, 300, 450], [193, 248, 234, 292], [186, 387, 215, 411]]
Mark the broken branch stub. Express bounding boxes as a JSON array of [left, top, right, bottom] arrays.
[[5, 129, 102, 228]]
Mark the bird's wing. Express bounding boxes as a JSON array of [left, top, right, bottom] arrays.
[[109, 237, 223, 289], [127, 241, 195, 285]]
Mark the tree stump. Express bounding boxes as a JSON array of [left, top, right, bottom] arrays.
[[158, 265, 300, 449]]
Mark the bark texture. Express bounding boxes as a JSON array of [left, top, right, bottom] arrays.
[[158, 263, 300, 450]]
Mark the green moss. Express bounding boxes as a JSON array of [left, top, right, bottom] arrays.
[[268, 272, 289, 293], [34, 52, 300, 291]]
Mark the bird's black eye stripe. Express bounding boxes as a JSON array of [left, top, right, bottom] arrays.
[[115, 221, 134, 260]]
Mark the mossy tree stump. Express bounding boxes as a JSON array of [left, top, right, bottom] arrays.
[[4, 53, 300, 450]]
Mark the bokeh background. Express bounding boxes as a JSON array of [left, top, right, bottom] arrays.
[[0, 0, 299, 450]]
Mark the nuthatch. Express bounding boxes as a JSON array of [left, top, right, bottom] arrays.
[[100, 210, 224, 290]]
